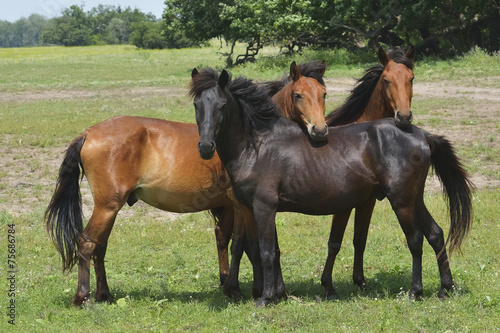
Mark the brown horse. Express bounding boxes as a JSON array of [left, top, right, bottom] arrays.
[[321, 46, 416, 297], [45, 62, 328, 306], [45, 116, 241, 306], [264, 60, 327, 141]]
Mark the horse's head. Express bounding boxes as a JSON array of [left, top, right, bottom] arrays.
[[287, 61, 328, 142], [378, 46, 415, 129], [191, 68, 230, 160]]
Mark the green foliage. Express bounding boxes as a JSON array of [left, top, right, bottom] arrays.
[[162, 0, 500, 60], [34, 4, 157, 47], [130, 21, 167, 49], [0, 14, 48, 47]]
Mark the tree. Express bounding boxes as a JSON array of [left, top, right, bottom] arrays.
[[0, 14, 48, 47], [42, 5, 93, 46], [130, 21, 167, 49]]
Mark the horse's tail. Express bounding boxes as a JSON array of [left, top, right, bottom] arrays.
[[209, 206, 234, 249], [209, 206, 225, 225], [426, 133, 474, 255], [44, 135, 86, 272]]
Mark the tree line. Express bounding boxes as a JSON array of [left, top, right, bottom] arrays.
[[163, 0, 499, 64], [0, 5, 163, 48], [1, 1, 498, 64]]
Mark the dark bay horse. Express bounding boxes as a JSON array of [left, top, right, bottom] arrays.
[[220, 60, 328, 298], [322, 46, 417, 296], [45, 62, 329, 306], [191, 68, 473, 306]]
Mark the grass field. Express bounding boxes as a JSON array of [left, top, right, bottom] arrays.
[[0, 43, 499, 332]]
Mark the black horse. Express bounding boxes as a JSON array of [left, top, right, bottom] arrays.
[[189, 68, 473, 306]]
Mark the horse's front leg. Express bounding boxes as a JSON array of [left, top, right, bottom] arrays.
[[253, 201, 280, 307]]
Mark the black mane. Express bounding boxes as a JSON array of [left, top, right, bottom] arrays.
[[190, 68, 280, 141], [263, 61, 326, 97], [188, 68, 221, 98], [325, 48, 414, 126]]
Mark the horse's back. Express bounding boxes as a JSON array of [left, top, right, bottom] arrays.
[[253, 118, 432, 214], [79, 116, 231, 212]]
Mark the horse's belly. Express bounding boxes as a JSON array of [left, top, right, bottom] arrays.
[[278, 186, 374, 215], [136, 185, 230, 213]]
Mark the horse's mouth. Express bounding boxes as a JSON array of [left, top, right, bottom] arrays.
[[308, 124, 329, 142], [395, 111, 413, 129], [198, 141, 216, 160]]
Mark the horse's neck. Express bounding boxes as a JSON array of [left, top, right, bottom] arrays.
[[216, 95, 251, 165], [272, 84, 299, 123], [358, 81, 393, 122]]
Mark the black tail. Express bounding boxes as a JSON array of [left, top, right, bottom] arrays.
[[45, 135, 86, 272], [209, 207, 225, 225], [426, 133, 474, 255]]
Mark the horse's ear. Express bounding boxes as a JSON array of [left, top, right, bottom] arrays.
[[219, 69, 229, 89], [378, 47, 389, 67], [290, 61, 301, 82], [191, 68, 199, 79], [405, 45, 416, 61], [316, 60, 326, 77]]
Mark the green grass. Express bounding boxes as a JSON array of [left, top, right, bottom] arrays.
[[0, 44, 499, 332], [0, 191, 499, 332]]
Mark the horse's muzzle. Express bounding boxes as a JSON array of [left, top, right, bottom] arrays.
[[395, 111, 413, 129], [309, 124, 329, 142], [198, 141, 216, 160]]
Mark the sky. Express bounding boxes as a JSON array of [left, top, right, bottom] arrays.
[[0, 0, 165, 22]]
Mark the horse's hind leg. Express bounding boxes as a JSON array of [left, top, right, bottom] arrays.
[[416, 203, 454, 298], [352, 197, 376, 289], [321, 210, 351, 300], [72, 205, 119, 306], [73, 234, 96, 306], [215, 206, 234, 285], [92, 208, 120, 303], [393, 204, 424, 300], [222, 209, 245, 301]]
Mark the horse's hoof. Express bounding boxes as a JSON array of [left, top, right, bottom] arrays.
[[325, 292, 340, 301], [223, 285, 243, 301], [255, 297, 271, 307], [72, 293, 91, 307], [95, 290, 115, 303], [354, 279, 369, 290], [437, 289, 451, 299], [324, 287, 340, 301], [409, 289, 423, 301]]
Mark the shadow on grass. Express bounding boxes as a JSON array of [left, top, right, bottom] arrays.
[[55, 269, 471, 310]]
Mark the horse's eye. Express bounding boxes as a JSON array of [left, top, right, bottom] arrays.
[[294, 93, 302, 100], [383, 78, 390, 85], [323, 93, 327, 99], [410, 77, 414, 85]]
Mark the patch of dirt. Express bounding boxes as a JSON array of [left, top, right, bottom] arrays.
[[0, 86, 188, 103], [1, 78, 499, 218]]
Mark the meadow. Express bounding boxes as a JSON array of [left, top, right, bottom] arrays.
[[0, 43, 499, 332]]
